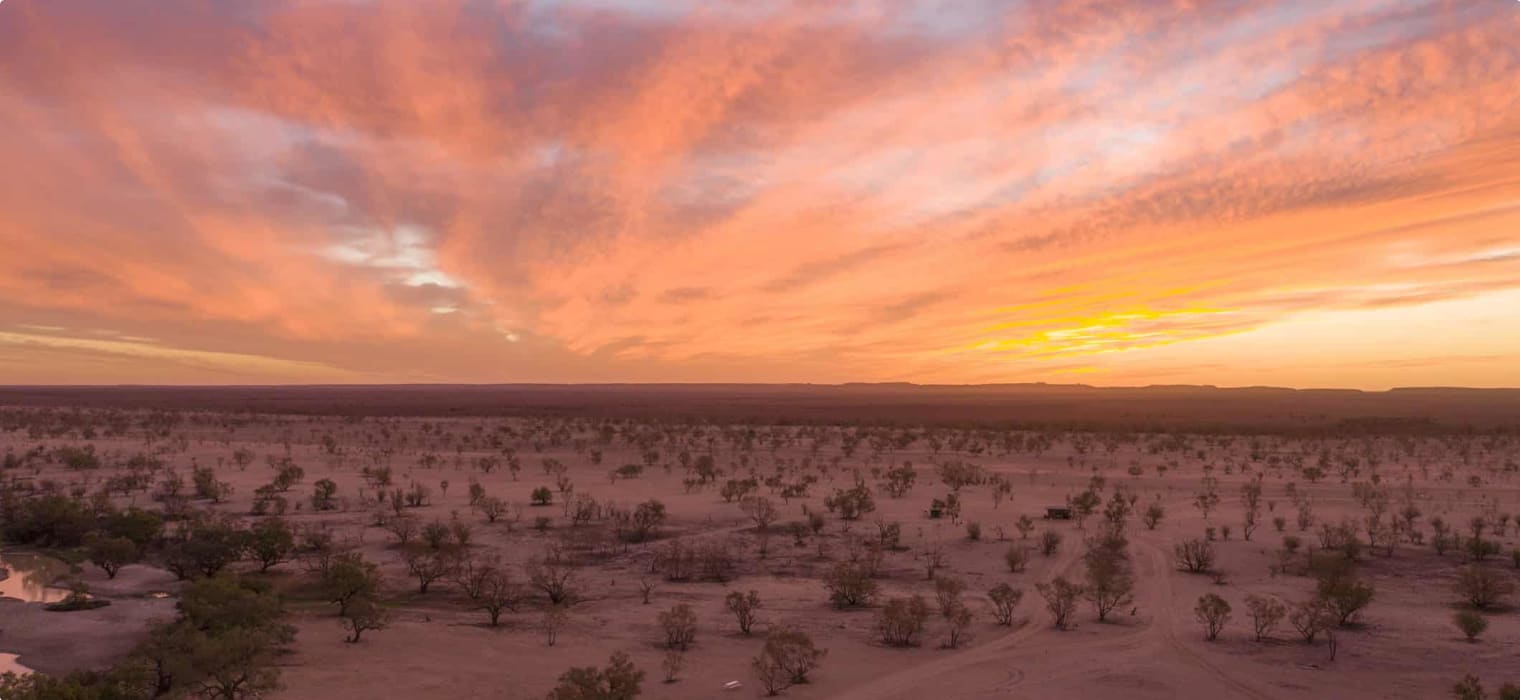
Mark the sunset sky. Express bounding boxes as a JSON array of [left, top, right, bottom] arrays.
[[1, 1, 1518, 388]]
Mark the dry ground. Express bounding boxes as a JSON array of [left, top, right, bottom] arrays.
[[3, 407, 1518, 698]]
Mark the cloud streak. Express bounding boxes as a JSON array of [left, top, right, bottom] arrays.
[[0, 0, 1517, 388]]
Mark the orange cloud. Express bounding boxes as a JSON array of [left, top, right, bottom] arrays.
[[0, 0, 1517, 387]]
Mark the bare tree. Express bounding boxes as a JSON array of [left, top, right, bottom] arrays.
[[726, 590, 763, 635], [526, 547, 578, 605], [1036, 577, 1084, 630], [1195, 593, 1231, 641], [1245, 595, 1286, 642], [659, 603, 698, 650]]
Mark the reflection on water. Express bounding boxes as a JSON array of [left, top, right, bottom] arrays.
[[0, 551, 72, 677], [0, 551, 72, 604], [0, 652, 32, 677]]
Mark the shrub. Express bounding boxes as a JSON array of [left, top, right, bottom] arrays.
[[1004, 545, 1029, 572], [752, 626, 826, 695], [823, 483, 875, 520], [422, 519, 452, 550], [1, 493, 94, 547], [548, 651, 644, 700], [721, 478, 758, 503], [527, 550, 578, 605], [651, 650, 679, 686], [876, 520, 902, 550], [1454, 675, 1484, 700], [944, 602, 973, 648], [623, 500, 666, 543], [1035, 577, 1084, 630], [741, 496, 779, 531], [1083, 546, 1135, 622], [881, 462, 917, 498], [1245, 595, 1286, 641], [45, 582, 110, 612], [1195, 593, 1231, 641], [1454, 610, 1488, 642], [162, 514, 248, 580], [454, 554, 522, 626], [323, 552, 381, 617], [342, 596, 390, 643], [248, 518, 296, 572], [726, 590, 763, 635], [1175, 538, 1215, 573], [402, 544, 458, 594], [103, 507, 163, 549], [1314, 561, 1374, 626], [1455, 564, 1514, 609], [192, 465, 233, 503], [988, 583, 1023, 626], [824, 562, 879, 608], [311, 478, 338, 511], [1288, 598, 1334, 643], [475, 496, 508, 523], [1143, 502, 1164, 530], [1039, 530, 1062, 557], [659, 603, 698, 650], [531, 486, 554, 506], [934, 576, 966, 617], [1015, 514, 1036, 539], [384, 514, 419, 546], [876, 595, 931, 646], [1467, 536, 1501, 562]]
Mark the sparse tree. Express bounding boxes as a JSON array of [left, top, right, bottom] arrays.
[[1455, 564, 1514, 609], [85, 532, 139, 579], [527, 549, 578, 605], [1083, 546, 1135, 622], [547, 651, 643, 700], [742, 496, 779, 532], [1039, 530, 1062, 557], [323, 552, 380, 617], [1195, 593, 1231, 641], [988, 583, 1023, 626], [1175, 538, 1215, 573], [661, 651, 684, 684], [247, 518, 296, 572], [876, 595, 931, 646], [1245, 595, 1286, 642], [753, 626, 826, 695], [454, 554, 522, 626], [402, 544, 457, 594], [824, 562, 878, 608], [943, 602, 973, 648], [1004, 545, 1029, 572], [1036, 577, 1084, 630], [659, 603, 698, 650], [542, 605, 569, 647], [1288, 598, 1334, 643], [726, 590, 763, 635], [342, 596, 390, 643]]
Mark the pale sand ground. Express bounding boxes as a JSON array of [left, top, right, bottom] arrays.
[[2, 413, 1517, 698]]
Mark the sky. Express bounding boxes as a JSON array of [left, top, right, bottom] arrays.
[[1, 0, 1518, 389]]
